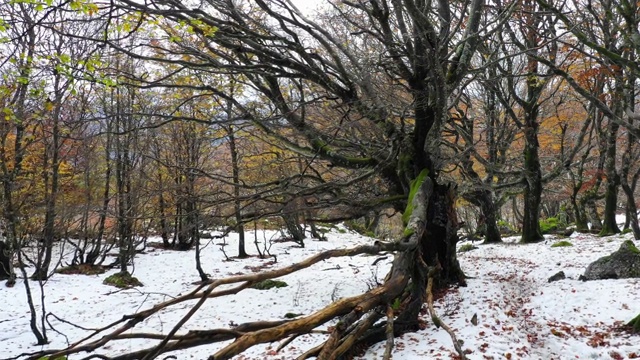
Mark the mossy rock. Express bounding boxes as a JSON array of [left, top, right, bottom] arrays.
[[496, 220, 518, 236], [37, 356, 67, 360], [540, 217, 567, 235], [551, 240, 573, 248], [251, 279, 288, 290], [582, 240, 640, 280], [103, 272, 143, 289], [458, 244, 478, 253], [624, 240, 640, 254]]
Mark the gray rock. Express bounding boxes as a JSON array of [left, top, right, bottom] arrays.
[[548, 271, 566, 282], [582, 240, 640, 281]]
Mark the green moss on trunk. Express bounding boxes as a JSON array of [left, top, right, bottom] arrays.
[[402, 169, 429, 226], [628, 313, 640, 333]]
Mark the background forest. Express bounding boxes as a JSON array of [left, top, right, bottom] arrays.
[[1, 0, 640, 359]]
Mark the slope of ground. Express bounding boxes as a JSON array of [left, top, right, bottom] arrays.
[[1, 226, 638, 359]]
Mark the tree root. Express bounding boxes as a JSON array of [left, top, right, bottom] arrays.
[[426, 266, 467, 360], [382, 304, 395, 360]]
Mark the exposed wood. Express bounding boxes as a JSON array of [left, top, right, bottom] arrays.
[[383, 304, 395, 360], [426, 267, 466, 360]]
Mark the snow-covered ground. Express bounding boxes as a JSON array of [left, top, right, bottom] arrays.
[[1, 225, 639, 359]]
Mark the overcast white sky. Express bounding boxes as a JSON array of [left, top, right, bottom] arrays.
[[289, 0, 330, 15]]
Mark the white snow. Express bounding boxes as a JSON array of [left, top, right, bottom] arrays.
[[1, 227, 639, 359]]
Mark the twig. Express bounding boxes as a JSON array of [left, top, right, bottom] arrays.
[[372, 256, 389, 266], [296, 343, 323, 360], [276, 333, 301, 352], [321, 265, 341, 271], [47, 312, 97, 332], [382, 304, 394, 360], [426, 267, 466, 360]]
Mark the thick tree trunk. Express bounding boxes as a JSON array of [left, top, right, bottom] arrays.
[[585, 198, 602, 232], [621, 183, 640, 239], [571, 197, 590, 232], [459, 137, 501, 243], [0, 241, 11, 280], [227, 125, 248, 258], [421, 183, 466, 285], [619, 115, 639, 238], [31, 83, 63, 280], [2, 181, 19, 287], [464, 190, 502, 243], [600, 114, 620, 236], [31, 151, 59, 280], [283, 212, 305, 247], [478, 190, 501, 243], [521, 132, 544, 243]]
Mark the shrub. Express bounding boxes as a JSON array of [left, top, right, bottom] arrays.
[[103, 272, 143, 288], [622, 240, 640, 254], [251, 279, 288, 290], [458, 244, 478, 253], [540, 217, 566, 234], [551, 240, 573, 248], [497, 220, 516, 233]]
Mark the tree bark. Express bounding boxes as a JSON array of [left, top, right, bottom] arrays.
[[600, 119, 620, 236], [521, 130, 544, 243], [0, 241, 11, 281], [31, 89, 63, 280], [227, 124, 248, 258], [620, 182, 640, 239], [585, 197, 603, 232], [480, 192, 502, 244]]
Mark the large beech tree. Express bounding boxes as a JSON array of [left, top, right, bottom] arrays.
[[27, 0, 496, 358], [107, 0, 490, 277]]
